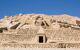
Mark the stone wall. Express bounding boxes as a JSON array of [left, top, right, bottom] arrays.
[[1, 43, 80, 48], [45, 27, 80, 43], [0, 33, 36, 44], [1, 43, 58, 48]]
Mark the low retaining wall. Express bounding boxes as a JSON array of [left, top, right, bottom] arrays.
[[1, 43, 57, 48], [58, 43, 80, 48], [1, 43, 80, 48]]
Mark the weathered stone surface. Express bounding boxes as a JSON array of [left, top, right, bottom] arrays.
[[0, 14, 80, 48]]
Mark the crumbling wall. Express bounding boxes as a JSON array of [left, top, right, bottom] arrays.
[[0, 33, 36, 44], [45, 27, 80, 43]]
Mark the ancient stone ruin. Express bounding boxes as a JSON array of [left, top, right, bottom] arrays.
[[0, 14, 80, 48]]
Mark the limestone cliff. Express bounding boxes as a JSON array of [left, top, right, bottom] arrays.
[[0, 14, 80, 31]]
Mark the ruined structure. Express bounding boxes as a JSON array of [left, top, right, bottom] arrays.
[[0, 14, 80, 48]]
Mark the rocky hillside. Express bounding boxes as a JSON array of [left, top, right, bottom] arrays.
[[0, 14, 80, 31]]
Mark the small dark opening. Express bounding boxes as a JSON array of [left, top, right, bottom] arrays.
[[0, 30, 3, 33], [41, 22, 45, 26], [39, 36, 43, 43]]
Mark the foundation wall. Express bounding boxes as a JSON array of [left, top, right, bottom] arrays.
[[0, 33, 37, 44]]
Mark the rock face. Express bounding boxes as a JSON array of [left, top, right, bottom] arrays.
[[0, 14, 80, 48], [0, 14, 80, 30]]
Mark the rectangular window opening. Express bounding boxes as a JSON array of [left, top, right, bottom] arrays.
[[39, 36, 43, 43]]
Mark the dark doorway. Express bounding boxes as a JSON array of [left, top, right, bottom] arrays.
[[39, 36, 43, 43]]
